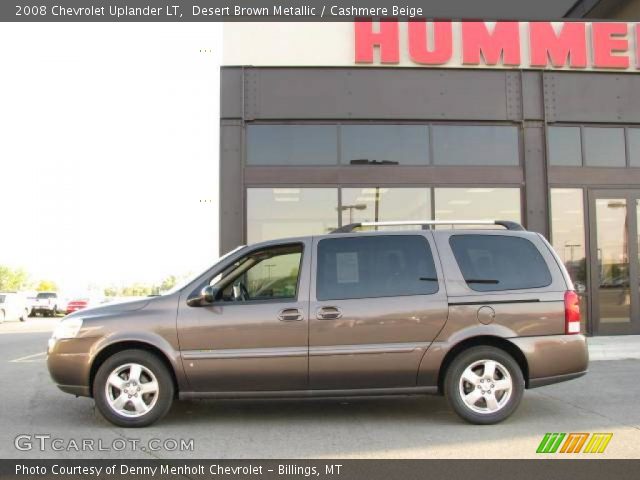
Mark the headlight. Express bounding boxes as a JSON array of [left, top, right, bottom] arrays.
[[51, 317, 83, 340]]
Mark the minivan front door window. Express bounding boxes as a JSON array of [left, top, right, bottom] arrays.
[[212, 244, 303, 302]]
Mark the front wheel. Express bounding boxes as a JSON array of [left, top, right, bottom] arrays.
[[444, 346, 524, 425], [93, 350, 174, 427]]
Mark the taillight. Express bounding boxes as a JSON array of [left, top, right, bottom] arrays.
[[564, 290, 581, 334]]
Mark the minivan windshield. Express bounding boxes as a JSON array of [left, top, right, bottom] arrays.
[[164, 245, 247, 295]]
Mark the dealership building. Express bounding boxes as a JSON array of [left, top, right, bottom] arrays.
[[220, 20, 640, 336]]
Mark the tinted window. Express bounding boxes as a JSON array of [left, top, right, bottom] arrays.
[[316, 235, 438, 301], [340, 125, 429, 165], [547, 127, 582, 166], [583, 127, 625, 167], [432, 126, 519, 166], [246, 125, 337, 166], [0, 295, 5, 303], [449, 235, 552, 292]]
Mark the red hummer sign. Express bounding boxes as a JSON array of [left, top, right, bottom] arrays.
[[355, 21, 638, 70]]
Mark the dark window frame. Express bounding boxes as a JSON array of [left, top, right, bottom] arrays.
[[243, 120, 523, 168], [546, 123, 634, 168]]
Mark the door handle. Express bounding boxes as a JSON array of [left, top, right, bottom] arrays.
[[316, 306, 342, 320], [278, 308, 303, 322]]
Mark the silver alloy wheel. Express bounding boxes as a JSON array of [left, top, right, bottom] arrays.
[[105, 363, 159, 418], [458, 359, 513, 414]]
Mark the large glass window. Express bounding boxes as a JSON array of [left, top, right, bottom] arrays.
[[450, 235, 552, 292], [246, 125, 337, 166], [628, 128, 640, 167], [316, 235, 438, 301], [340, 125, 429, 166], [595, 198, 630, 323], [246, 188, 338, 243], [432, 126, 519, 166], [340, 188, 431, 226], [583, 127, 626, 167], [434, 188, 521, 224], [213, 244, 302, 302], [547, 127, 582, 166], [550, 188, 587, 331]]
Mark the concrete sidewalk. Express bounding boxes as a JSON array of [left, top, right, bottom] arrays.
[[589, 335, 640, 361]]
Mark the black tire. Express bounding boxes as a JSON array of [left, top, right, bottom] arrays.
[[444, 346, 524, 425], [0, 310, 4, 323], [93, 349, 174, 428]]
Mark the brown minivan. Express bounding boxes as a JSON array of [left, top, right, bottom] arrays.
[[47, 220, 588, 427]]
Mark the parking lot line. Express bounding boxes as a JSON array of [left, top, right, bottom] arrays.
[[9, 351, 47, 363]]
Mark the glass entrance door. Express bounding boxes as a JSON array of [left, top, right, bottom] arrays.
[[589, 190, 640, 335]]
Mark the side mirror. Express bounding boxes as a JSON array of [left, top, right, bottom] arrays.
[[187, 285, 219, 307], [202, 285, 218, 303]]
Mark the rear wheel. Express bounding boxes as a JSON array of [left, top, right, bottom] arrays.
[[0, 310, 4, 323], [444, 346, 524, 425], [93, 349, 174, 427]]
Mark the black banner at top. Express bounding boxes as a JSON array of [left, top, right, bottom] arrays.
[[2, 0, 634, 22]]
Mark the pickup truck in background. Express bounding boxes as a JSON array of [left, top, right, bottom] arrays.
[[32, 292, 66, 317]]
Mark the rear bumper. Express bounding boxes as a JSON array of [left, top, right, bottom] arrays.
[[528, 370, 587, 388], [509, 334, 589, 388]]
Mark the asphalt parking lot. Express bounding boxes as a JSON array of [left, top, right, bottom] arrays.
[[1, 318, 639, 459]]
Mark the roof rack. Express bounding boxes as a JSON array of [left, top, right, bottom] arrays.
[[331, 220, 525, 234]]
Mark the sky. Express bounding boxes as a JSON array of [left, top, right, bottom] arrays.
[[0, 23, 223, 294]]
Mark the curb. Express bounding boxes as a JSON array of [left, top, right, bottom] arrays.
[[588, 335, 640, 361]]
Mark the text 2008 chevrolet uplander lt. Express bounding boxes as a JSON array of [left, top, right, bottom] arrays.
[[47, 220, 588, 427]]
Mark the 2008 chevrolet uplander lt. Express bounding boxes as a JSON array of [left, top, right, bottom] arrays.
[[47, 220, 588, 427]]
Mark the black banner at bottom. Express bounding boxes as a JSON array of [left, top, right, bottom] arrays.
[[0, 459, 638, 480]]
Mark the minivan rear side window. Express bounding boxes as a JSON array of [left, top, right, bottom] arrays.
[[449, 235, 552, 292], [316, 235, 438, 301]]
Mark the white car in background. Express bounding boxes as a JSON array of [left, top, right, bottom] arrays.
[[0, 292, 30, 322]]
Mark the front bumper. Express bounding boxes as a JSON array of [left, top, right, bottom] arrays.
[[509, 334, 589, 388], [47, 337, 96, 398]]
